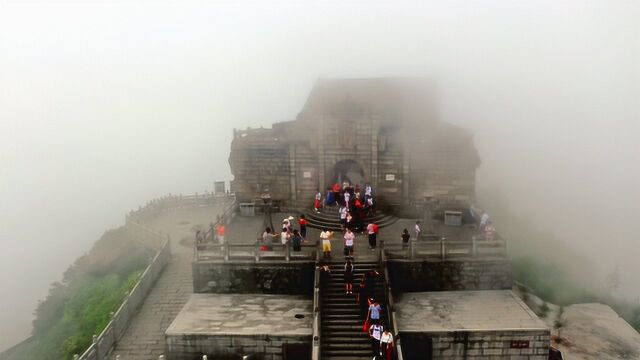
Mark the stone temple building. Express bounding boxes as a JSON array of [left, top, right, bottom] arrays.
[[229, 78, 480, 214]]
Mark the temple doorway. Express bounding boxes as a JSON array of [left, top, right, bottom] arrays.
[[331, 160, 365, 187]]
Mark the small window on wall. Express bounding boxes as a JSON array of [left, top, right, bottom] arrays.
[[303, 171, 312, 179], [385, 174, 396, 182]]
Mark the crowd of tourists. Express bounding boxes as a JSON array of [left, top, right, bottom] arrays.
[[314, 182, 376, 231], [260, 215, 309, 252], [195, 221, 226, 249]]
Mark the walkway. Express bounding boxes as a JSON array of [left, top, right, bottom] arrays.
[[109, 205, 224, 360]]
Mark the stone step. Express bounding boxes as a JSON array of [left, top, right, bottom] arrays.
[[322, 343, 372, 351], [322, 331, 371, 338], [322, 313, 362, 324], [306, 211, 390, 224], [322, 337, 371, 345], [307, 218, 398, 231]]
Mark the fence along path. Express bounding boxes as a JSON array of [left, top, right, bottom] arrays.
[[106, 195, 230, 360]]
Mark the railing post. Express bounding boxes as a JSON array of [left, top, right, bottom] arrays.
[[223, 240, 230, 262], [472, 236, 477, 257], [194, 236, 198, 261], [73, 355, 79, 360], [409, 238, 416, 259], [285, 241, 291, 262], [440, 239, 446, 261], [255, 239, 260, 262]]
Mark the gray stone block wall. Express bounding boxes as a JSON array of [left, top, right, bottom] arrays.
[[401, 330, 550, 359], [166, 333, 311, 360], [229, 80, 481, 210], [193, 262, 315, 295], [388, 259, 513, 292]]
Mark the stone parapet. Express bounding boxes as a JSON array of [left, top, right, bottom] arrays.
[[388, 258, 513, 292], [401, 330, 550, 359], [193, 261, 315, 295]]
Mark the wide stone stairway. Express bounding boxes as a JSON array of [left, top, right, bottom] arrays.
[[321, 261, 387, 360], [305, 207, 397, 232]]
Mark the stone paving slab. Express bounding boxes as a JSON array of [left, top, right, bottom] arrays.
[[166, 294, 312, 336], [395, 290, 548, 332]]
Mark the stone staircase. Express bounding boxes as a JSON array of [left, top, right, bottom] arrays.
[[306, 207, 397, 232], [321, 261, 387, 360]]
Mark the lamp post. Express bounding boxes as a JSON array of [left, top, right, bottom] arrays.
[[260, 191, 274, 231], [423, 191, 435, 235]]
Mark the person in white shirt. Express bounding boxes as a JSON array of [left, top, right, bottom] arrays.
[[379, 329, 394, 359], [414, 221, 422, 240], [479, 212, 490, 232], [369, 323, 384, 356], [280, 229, 290, 245], [339, 206, 348, 229], [343, 228, 355, 257]]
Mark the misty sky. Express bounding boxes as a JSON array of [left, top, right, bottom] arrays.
[[1, 0, 638, 351]]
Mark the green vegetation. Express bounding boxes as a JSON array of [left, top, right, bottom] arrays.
[[1, 228, 151, 360], [513, 256, 640, 332], [478, 187, 640, 333], [512, 257, 597, 306]]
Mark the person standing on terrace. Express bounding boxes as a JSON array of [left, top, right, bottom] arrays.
[[314, 190, 322, 213], [320, 228, 333, 259], [401, 228, 410, 250], [298, 214, 308, 239], [344, 228, 355, 257], [262, 227, 275, 251], [367, 222, 379, 249], [291, 229, 302, 252]]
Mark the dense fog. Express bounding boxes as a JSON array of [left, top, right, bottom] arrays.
[[0, 0, 638, 351]]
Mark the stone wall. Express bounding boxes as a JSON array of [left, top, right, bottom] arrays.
[[166, 333, 311, 360], [228, 79, 481, 211], [229, 130, 291, 203], [401, 330, 550, 360], [192, 261, 315, 295], [388, 259, 512, 292]]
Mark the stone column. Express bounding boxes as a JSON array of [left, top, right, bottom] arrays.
[[289, 144, 297, 204], [370, 114, 379, 189], [318, 115, 326, 189], [402, 143, 410, 205]]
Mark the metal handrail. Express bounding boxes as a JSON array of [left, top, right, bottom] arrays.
[[386, 238, 507, 260], [311, 247, 322, 360], [194, 241, 317, 262], [381, 251, 403, 360]]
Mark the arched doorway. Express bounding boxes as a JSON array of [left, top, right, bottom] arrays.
[[331, 160, 365, 187]]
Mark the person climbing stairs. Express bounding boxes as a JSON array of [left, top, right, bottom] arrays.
[[320, 260, 388, 359]]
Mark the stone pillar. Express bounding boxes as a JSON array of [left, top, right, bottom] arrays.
[[289, 144, 297, 204], [402, 144, 410, 205], [370, 114, 379, 190], [318, 115, 326, 190]]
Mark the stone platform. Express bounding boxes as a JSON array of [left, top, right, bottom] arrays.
[[395, 290, 550, 359], [165, 294, 312, 360]]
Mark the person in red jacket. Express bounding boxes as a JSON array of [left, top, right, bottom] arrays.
[[298, 214, 308, 239], [367, 222, 379, 249]]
